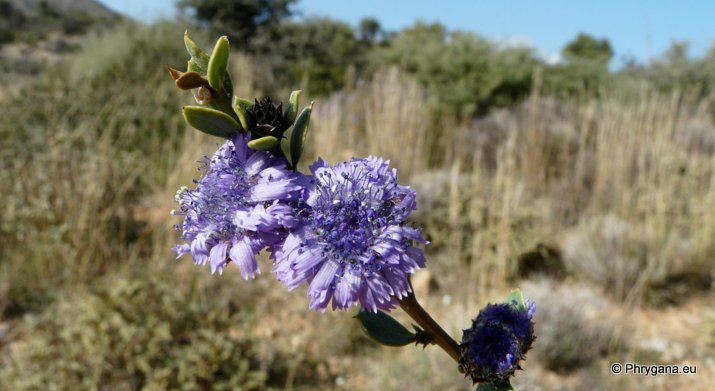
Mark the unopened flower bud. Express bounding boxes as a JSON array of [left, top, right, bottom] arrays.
[[459, 300, 536, 384]]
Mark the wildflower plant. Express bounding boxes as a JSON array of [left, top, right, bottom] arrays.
[[168, 33, 536, 390]]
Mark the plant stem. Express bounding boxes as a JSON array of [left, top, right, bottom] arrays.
[[398, 293, 461, 363]]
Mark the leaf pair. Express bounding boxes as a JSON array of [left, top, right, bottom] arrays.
[[186, 32, 233, 103], [172, 33, 314, 169], [174, 33, 240, 138]]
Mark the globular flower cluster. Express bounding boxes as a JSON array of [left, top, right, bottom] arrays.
[[174, 145, 426, 313], [458, 301, 536, 384], [272, 157, 427, 312], [173, 133, 302, 278]]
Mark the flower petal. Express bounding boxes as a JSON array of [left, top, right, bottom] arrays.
[[229, 238, 260, 280], [333, 268, 361, 309], [244, 150, 270, 176], [250, 178, 299, 201], [209, 241, 229, 274], [308, 259, 340, 297]]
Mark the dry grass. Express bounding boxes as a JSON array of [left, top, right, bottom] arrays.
[[309, 67, 432, 179], [306, 70, 714, 306], [409, 90, 715, 305]]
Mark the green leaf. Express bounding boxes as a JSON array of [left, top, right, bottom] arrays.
[[207, 36, 230, 91], [283, 90, 302, 124], [505, 289, 526, 312], [475, 381, 513, 391], [355, 310, 416, 347], [184, 31, 209, 74], [222, 70, 234, 103], [233, 96, 254, 131], [280, 128, 292, 164], [187, 58, 200, 74], [182, 106, 241, 138], [289, 101, 313, 168], [247, 136, 278, 150]]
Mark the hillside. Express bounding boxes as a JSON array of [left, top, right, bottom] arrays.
[[5, 0, 117, 17], [0, 0, 124, 96], [0, 0, 121, 44]]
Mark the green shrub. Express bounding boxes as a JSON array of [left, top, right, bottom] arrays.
[[0, 276, 267, 390], [0, 28, 15, 45], [375, 21, 538, 118], [252, 17, 366, 96], [61, 11, 97, 35]]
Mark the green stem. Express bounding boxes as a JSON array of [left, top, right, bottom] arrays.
[[398, 292, 461, 363]]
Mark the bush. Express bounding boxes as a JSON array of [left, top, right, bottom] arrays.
[[561, 215, 649, 302], [0, 276, 266, 390], [178, 0, 296, 47], [252, 17, 366, 96], [0, 28, 15, 45], [375, 21, 539, 118], [523, 280, 615, 373], [61, 11, 96, 35]]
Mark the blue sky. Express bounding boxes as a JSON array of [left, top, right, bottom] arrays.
[[100, 0, 715, 65]]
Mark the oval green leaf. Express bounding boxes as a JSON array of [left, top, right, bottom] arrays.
[[283, 90, 302, 125], [187, 58, 200, 74], [233, 96, 255, 131], [207, 36, 229, 91], [182, 106, 241, 138], [184, 31, 209, 73], [289, 101, 313, 168], [247, 136, 278, 150], [355, 310, 416, 347]]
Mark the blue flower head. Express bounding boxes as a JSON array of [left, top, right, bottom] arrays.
[[272, 157, 427, 312], [459, 300, 536, 384], [173, 133, 303, 278]]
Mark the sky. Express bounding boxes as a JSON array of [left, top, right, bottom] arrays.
[[99, 0, 715, 66]]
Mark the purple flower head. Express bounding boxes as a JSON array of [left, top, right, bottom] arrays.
[[459, 301, 536, 384], [272, 157, 427, 312], [173, 133, 302, 278]]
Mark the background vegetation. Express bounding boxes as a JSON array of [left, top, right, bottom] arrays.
[[0, 1, 713, 389]]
